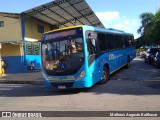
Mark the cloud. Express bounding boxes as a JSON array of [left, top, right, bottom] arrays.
[[95, 11, 140, 38], [114, 19, 138, 31], [114, 19, 140, 38], [95, 11, 120, 21]]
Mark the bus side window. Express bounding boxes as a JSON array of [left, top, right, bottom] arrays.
[[122, 36, 126, 48], [124, 36, 129, 48], [98, 33, 108, 52], [88, 38, 97, 55], [129, 39, 132, 47], [132, 37, 135, 47], [114, 35, 123, 49], [129, 37, 134, 47], [87, 33, 97, 55], [106, 34, 114, 50]]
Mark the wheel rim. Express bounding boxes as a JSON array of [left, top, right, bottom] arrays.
[[101, 69, 108, 82], [99, 68, 110, 84], [102, 71, 107, 80]]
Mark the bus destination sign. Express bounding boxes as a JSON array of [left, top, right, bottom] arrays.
[[44, 29, 77, 40]]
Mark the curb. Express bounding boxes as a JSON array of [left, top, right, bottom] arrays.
[[0, 80, 43, 85]]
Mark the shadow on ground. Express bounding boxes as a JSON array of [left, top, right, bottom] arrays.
[[0, 79, 160, 97]]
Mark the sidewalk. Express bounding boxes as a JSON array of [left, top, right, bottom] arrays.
[[0, 72, 43, 84]]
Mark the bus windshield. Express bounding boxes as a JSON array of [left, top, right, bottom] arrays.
[[41, 29, 84, 76]]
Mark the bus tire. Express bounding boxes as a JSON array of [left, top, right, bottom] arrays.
[[125, 56, 130, 69], [99, 67, 110, 84]]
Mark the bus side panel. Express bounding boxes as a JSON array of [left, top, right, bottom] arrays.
[[112, 48, 135, 71], [129, 47, 136, 61], [123, 47, 136, 63], [107, 50, 125, 73], [87, 49, 127, 84], [98, 48, 134, 75]]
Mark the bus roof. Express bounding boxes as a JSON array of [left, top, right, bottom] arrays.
[[44, 25, 133, 36], [87, 25, 133, 36]]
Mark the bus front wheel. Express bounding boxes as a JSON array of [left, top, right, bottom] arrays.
[[99, 67, 109, 84]]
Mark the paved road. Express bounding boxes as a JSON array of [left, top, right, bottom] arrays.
[[111, 57, 160, 81], [0, 57, 160, 120]]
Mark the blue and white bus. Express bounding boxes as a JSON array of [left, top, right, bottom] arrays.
[[40, 25, 135, 89]]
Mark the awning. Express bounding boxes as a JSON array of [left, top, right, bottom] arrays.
[[21, 0, 105, 28]]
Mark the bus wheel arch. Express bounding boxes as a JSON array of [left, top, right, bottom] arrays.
[[99, 64, 110, 84]]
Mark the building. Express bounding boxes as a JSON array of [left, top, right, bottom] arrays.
[[0, 12, 55, 73], [0, 12, 24, 73], [0, 0, 104, 73]]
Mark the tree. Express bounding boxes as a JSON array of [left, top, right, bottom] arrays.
[[154, 9, 160, 45], [137, 12, 155, 35], [137, 9, 160, 47]]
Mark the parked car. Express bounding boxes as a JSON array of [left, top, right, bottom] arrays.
[[140, 50, 146, 58], [153, 50, 160, 68], [144, 48, 160, 64]]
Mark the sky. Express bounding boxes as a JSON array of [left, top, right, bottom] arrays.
[[0, 0, 160, 39]]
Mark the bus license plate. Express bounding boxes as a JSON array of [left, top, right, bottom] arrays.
[[58, 85, 66, 89]]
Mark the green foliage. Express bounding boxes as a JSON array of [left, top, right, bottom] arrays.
[[137, 9, 160, 47]]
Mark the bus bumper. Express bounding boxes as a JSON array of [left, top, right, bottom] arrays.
[[43, 75, 93, 89]]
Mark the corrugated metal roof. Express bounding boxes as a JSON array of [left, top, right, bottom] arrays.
[[21, 0, 104, 28]]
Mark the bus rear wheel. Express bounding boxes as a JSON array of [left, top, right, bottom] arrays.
[[125, 57, 130, 69], [99, 67, 109, 84]]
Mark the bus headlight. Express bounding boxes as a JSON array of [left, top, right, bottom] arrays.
[[77, 70, 86, 79]]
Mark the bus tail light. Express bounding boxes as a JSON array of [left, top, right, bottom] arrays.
[[77, 70, 86, 79]]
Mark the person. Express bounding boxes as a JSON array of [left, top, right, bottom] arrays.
[[1, 59, 6, 74], [30, 61, 35, 71], [66, 43, 77, 55]]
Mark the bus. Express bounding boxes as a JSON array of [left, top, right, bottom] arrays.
[[40, 25, 135, 89]]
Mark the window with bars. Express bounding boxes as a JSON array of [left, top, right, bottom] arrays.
[[0, 21, 4, 27], [37, 24, 44, 33], [26, 42, 40, 55]]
